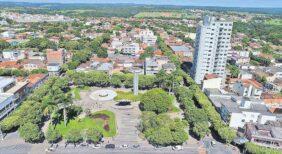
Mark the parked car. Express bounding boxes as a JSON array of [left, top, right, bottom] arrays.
[[121, 144, 128, 149], [92, 144, 101, 149], [172, 145, 183, 151], [132, 144, 140, 149], [105, 144, 115, 149]]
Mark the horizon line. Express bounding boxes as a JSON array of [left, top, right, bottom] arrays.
[[0, 1, 282, 9]]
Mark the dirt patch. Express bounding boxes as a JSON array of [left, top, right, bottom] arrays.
[[103, 123, 110, 131], [91, 113, 109, 120]]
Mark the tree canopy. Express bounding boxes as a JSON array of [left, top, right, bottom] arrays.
[[140, 88, 173, 114]]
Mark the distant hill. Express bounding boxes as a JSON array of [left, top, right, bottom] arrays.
[[0, 1, 281, 16]]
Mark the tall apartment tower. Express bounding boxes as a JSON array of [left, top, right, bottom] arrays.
[[191, 16, 233, 84]]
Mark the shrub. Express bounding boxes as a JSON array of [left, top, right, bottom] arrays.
[[19, 123, 44, 143], [46, 126, 61, 143]]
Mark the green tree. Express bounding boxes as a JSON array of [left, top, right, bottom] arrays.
[[110, 75, 122, 88], [0, 40, 10, 50], [228, 64, 240, 78], [171, 129, 189, 145], [19, 123, 44, 143], [192, 122, 210, 139], [146, 127, 173, 146], [84, 128, 102, 144], [217, 127, 236, 143], [46, 126, 61, 143], [140, 88, 173, 114]]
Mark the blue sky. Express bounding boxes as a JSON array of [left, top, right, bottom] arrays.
[[0, 0, 281, 8]]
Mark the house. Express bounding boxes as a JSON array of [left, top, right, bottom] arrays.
[[232, 79, 263, 98], [262, 93, 282, 107], [144, 57, 159, 75], [238, 70, 253, 80], [90, 62, 113, 73], [252, 67, 282, 82], [244, 123, 282, 149], [202, 74, 222, 90], [207, 89, 279, 129], [2, 50, 25, 61], [46, 49, 65, 65], [47, 63, 61, 76], [229, 51, 250, 65], [27, 51, 45, 61], [265, 79, 282, 92], [22, 59, 46, 71], [111, 38, 123, 51], [0, 61, 22, 69], [121, 43, 140, 55], [170, 45, 192, 57], [144, 56, 170, 75]]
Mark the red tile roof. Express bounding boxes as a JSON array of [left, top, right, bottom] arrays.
[[204, 74, 219, 80], [0, 61, 22, 69], [27, 73, 47, 87], [242, 79, 263, 89]]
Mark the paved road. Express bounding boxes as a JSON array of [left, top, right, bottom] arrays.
[[203, 137, 240, 154]]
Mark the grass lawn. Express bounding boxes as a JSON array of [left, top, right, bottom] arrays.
[[55, 110, 116, 137], [265, 19, 282, 26], [71, 86, 90, 100], [114, 91, 143, 102]]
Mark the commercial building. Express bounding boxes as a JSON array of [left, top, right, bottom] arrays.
[[140, 29, 157, 46], [0, 77, 28, 119], [245, 123, 282, 149], [206, 89, 280, 129], [191, 16, 233, 84]]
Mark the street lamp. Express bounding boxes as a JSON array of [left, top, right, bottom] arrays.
[[0, 125, 4, 140]]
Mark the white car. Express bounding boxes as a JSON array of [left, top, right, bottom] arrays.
[[121, 144, 129, 149], [172, 145, 183, 151], [92, 144, 102, 149]]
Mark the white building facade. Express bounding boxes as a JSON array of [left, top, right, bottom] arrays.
[[140, 29, 157, 46], [191, 16, 233, 84]]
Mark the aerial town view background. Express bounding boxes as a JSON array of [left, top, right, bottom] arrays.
[[0, 0, 281, 153]]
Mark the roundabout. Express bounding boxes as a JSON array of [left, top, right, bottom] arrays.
[[89, 89, 117, 102]]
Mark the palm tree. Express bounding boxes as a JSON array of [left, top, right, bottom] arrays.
[[58, 93, 72, 127]]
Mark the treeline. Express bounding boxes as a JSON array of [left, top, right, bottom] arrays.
[[23, 38, 57, 52], [174, 73, 236, 143], [156, 36, 181, 67], [0, 68, 48, 77], [66, 69, 182, 90], [233, 21, 282, 45]]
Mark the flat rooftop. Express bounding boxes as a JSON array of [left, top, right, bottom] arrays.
[[6, 81, 28, 94], [0, 77, 15, 89], [0, 93, 13, 103]]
